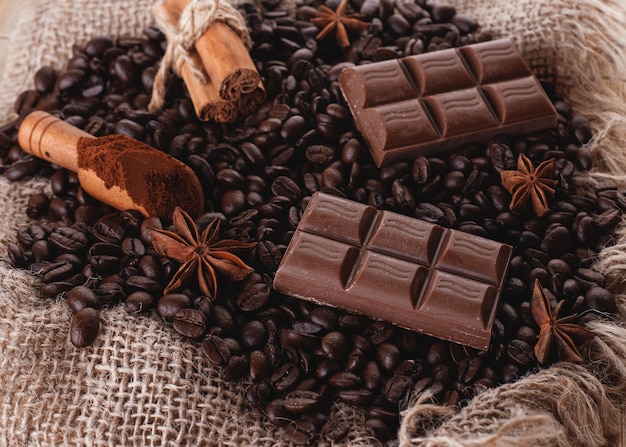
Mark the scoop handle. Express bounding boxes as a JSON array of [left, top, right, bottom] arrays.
[[18, 111, 94, 172]]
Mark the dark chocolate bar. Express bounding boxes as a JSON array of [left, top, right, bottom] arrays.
[[273, 193, 513, 350], [338, 39, 557, 167]]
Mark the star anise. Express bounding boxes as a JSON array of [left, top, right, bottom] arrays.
[[500, 153, 558, 217], [311, 0, 370, 48], [149, 207, 256, 299], [531, 279, 595, 364]]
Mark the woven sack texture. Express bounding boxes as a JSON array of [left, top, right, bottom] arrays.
[[0, 0, 625, 446]]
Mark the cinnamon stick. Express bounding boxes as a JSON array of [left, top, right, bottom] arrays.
[[180, 49, 238, 123], [165, 0, 261, 101], [157, 1, 239, 123], [238, 83, 267, 116]]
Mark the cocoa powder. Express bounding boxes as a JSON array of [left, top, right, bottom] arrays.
[[76, 134, 203, 218]]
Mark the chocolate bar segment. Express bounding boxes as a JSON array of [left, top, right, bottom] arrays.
[[273, 193, 513, 350], [338, 39, 557, 167]]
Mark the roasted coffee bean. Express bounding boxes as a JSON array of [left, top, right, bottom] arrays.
[[585, 286, 617, 312], [284, 419, 316, 446], [31, 240, 51, 263], [384, 374, 413, 402], [67, 286, 99, 312], [70, 307, 100, 348], [367, 406, 399, 424], [320, 417, 350, 442], [457, 356, 481, 384], [26, 193, 51, 219], [265, 398, 294, 428], [202, 334, 231, 366], [121, 237, 145, 256], [222, 355, 249, 381], [87, 242, 122, 272], [248, 376, 276, 409], [236, 282, 270, 312], [241, 320, 267, 349], [320, 331, 349, 361], [125, 291, 155, 313], [375, 342, 402, 372], [363, 360, 382, 391], [95, 282, 126, 304], [303, 309, 335, 333], [125, 275, 161, 294], [156, 293, 191, 322], [249, 349, 272, 381], [34, 66, 57, 93], [328, 371, 362, 389], [284, 390, 320, 414], [39, 261, 75, 283], [337, 388, 373, 406], [271, 363, 301, 392], [507, 339, 536, 366], [173, 309, 208, 339], [365, 418, 392, 442]]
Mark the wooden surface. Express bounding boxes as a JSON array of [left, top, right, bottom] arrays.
[[0, 0, 624, 445]]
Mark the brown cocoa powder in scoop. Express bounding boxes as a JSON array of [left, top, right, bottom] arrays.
[[76, 134, 203, 218]]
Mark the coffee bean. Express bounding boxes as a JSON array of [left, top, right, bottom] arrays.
[[507, 339, 536, 366], [173, 309, 208, 339], [328, 371, 362, 389], [34, 66, 57, 93], [320, 331, 349, 361], [249, 349, 271, 381], [67, 286, 99, 312], [236, 282, 270, 312], [157, 293, 191, 322], [375, 343, 402, 372], [246, 380, 273, 408], [284, 418, 316, 445], [365, 418, 391, 442], [321, 417, 350, 442], [337, 388, 373, 406], [70, 307, 100, 348], [384, 374, 413, 402], [284, 390, 320, 414], [125, 291, 155, 313], [202, 334, 231, 366], [222, 355, 249, 381], [241, 320, 268, 349], [271, 363, 301, 392]]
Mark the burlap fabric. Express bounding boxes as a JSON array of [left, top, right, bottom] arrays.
[[1, 0, 625, 446]]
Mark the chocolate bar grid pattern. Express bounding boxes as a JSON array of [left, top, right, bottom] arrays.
[[338, 39, 557, 167], [273, 193, 513, 350]]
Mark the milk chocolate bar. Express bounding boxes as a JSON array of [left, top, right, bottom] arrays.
[[273, 193, 513, 350], [338, 39, 558, 167]]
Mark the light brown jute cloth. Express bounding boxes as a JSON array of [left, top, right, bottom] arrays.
[[1, 0, 626, 446]]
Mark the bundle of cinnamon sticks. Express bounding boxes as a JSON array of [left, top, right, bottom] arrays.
[[161, 0, 266, 123]]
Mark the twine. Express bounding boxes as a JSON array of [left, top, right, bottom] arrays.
[[147, 0, 252, 113]]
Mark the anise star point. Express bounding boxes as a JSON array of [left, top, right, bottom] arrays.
[[149, 207, 256, 300], [531, 278, 595, 365], [500, 153, 558, 217], [311, 0, 370, 48]]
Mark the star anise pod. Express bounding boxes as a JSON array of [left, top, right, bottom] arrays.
[[149, 207, 256, 299], [311, 0, 370, 48], [500, 153, 558, 217], [531, 279, 595, 364]]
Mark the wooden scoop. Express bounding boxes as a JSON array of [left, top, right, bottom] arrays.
[[18, 111, 204, 218]]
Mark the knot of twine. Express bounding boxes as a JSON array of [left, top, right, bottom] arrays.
[[148, 0, 252, 112]]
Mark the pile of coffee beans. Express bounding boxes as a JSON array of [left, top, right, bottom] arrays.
[[1, 0, 622, 443]]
